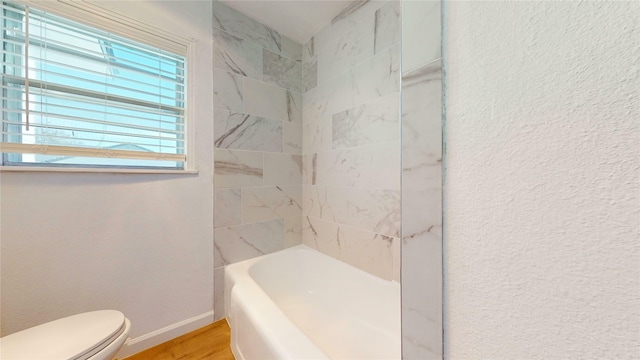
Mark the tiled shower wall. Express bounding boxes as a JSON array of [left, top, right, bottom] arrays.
[[212, 1, 303, 319], [401, 0, 443, 358], [301, 1, 402, 281], [212, 2, 443, 356]]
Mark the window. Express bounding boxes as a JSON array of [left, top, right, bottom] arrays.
[[1, 1, 188, 170]]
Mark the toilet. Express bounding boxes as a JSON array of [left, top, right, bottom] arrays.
[[0, 310, 131, 360]]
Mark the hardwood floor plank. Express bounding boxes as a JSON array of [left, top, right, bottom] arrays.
[[123, 319, 235, 360]]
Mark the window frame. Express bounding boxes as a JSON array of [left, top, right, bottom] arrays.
[[0, 0, 197, 173]]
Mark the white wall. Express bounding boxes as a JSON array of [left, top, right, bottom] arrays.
[[0, 0, 215, 350], [444, 1, 639, 358]]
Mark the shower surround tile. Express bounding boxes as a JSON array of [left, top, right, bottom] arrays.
[[242, 186, 302, 223], [284, 216, 303, 248], [214, 219, 285, 266], [303, 37, 314, 61], [211, 0, 410, 321], [212, 0, 304, 323], [244, 78, 302, 123], [392, 231, 400, 282], [263, 49, 302, 92], [401, 61, 443, 233], [303, 185, 400, 238], [214, 109, 283, 152], [328, 0, 374, 28], [302, 57, 318, 92], [404, 185, 441, 239], [374, 1, 401, 54], [316, 14, 375, 82], [302, 153, 317, 185], [315, 142, 400, 190], [298, 0, 402, 284], [402, 226, 442, 358], [213, 29, 262, 80], [351, 44, 400, 106], [212, 1, 300, 60], [283, 122, 303, 154], [302, 115, 333, 154], [243, 78, 287, 121], [332, 92, 400, 149], [280, 36, 302, 62], [402, 61, 443, 193], [301, 215, 340, 259], [301, 216, 396, 280], [313, 0, 389, 56], [304, 44, 399, 127], [263, 153, 302, 186], [286, 91, 303, 124], [402, 0, 441, 72], [214, 149, 263, 189], [371, 142, 401, 189], [401, 60, 443, 359], [213, 68, 243, 112], [215, 189, 242, 228], [303, 74, 353, 125], [316, 147, 371, 187]]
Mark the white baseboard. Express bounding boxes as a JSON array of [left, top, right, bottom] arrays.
[[117, 310, 215, 358]]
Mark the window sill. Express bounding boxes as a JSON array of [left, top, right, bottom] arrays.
[[0, 166, 199, 175]]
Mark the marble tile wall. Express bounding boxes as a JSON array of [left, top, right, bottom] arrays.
[[301, 0, 402, 282], [212, 1, 303, 320], [212, 3, 443, 358], [401, 0, 443, 359]]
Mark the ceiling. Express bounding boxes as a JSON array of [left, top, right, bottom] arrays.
[[219, 0, 356, 44]]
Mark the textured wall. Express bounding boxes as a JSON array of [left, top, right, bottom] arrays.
[[211, 1, 303, 320], [401, 0, 442, 358], [444, 1, 639, 358], [301, 1, 402, 281], [0, 1, 214, 339]]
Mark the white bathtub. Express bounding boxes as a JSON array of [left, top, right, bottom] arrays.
[[224, 244, 401, 360]]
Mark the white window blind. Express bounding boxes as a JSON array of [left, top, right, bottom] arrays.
[[1, 1, 187, 169]]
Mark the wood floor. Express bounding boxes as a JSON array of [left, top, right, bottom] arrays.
[[124, 319, 235, 360]]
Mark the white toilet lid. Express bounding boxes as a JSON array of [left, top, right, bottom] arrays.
[[0, 310, 126, 360]]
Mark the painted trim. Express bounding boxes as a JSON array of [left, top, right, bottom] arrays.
[[0, 165, 198, 174], [117, 311, 215, 358]]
